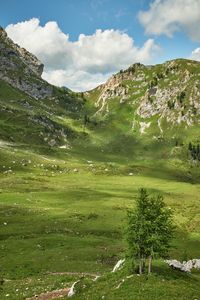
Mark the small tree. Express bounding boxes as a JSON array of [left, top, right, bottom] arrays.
[[83, 114, 90, 126], [188, 142, 193, 152], [126, 188, 174, 274]]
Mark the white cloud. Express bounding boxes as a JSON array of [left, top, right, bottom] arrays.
[[43, 69, 111, 92], [6, 18, 73, 70], [190, 48, 200, 61], [6, 18, 159, 91], [139, 0, 200, 41]]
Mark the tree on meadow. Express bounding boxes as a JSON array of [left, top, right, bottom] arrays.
[[126, 188, 174, 274]]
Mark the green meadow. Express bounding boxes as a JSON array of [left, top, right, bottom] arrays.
[[0, 59, 199, 299], [0, 147, 199, 299]]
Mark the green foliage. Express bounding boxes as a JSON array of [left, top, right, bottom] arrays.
[[0, 55, 200, 299], [188, 142, 200, 161], [83, 114, 90, 126], [0, 164, 200, 298], [167, 100, 175, 109], [177, 91, 186, 104], [72, 266, 200, 300], [157, 72, 164, 79], [126, 189, 174, 274], [148, 77, 158, 88]]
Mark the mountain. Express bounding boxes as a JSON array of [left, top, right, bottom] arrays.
[[84, 59, 200, 178], [0, 26, 52, 99], [0, 28, 200, 300], [87, 59, 200, 127], [0, 26, 199, 180], [0, 26, 88, 153]]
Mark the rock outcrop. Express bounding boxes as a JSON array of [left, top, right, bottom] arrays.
[[137, 61, 200, 126], [0, 26, 52, 99], [90, 59, 200, 130], [112, 259, 125, 273], [165, 259, 200, 272], [95, 63, 145, 113]]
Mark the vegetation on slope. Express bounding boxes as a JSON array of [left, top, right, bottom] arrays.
[[0, 30, 199, 298], [72, 264, 200, 300]]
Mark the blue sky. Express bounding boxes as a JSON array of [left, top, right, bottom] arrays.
[[1, 1, 149, 41], [1, 0, 200, 91]]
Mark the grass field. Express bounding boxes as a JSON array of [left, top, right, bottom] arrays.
[[73, 264, 200, 300], [0, 59, 200, 298], [0, 148, 199, 299]]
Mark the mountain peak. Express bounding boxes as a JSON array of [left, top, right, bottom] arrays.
[[0, 26, 7, 39], [90, 59, 200, 127], [0, 25, 44, 77], [0, 26, 52, 99]]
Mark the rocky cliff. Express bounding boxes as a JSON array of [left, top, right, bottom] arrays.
[[90, 59, 200, 131], [0, 26, 52, 99]]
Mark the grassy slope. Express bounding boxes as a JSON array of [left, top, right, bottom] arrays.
[[0, 60, 200, 299], [0, 165, 200, 299], [73, 265, 200, 300], [83, 59, 200, 183], [0, 79, 86, 149]]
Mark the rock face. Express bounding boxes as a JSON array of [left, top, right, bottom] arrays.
[[95, 63, 145, 113], [0, 26, 52, 99], [137, 61, 200, 126], [90, 59, 200, 131], [0, 27, 43, 77]]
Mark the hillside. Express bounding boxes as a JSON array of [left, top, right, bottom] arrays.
[[0, 28, 200, 300], [86, 59, 200, 139], [0, 25, 200, 180], [0, 27, 90, 169], [83, 59, 200, 182], [72, 264, 200, 300], [90, 60, 200, 124], [0, 26, 51, 99]]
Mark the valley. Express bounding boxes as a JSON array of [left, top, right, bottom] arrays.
[[0, 26, 200, 299]]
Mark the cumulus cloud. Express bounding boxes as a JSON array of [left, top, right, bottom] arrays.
[[139, 0, 200, 41], [190, 48, 200, 61], [6, 18, 159, 91], [43, 69, 111, 92], [6, 18, 73, 70]]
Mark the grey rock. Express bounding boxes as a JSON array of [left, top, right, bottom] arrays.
[[0, 27, 52, 99]]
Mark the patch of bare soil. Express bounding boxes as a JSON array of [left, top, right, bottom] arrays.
[[26, 288, 69, 300]]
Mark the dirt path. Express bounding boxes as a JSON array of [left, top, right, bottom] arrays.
[[26, 288, 69, 300], [26, 272, 100, 300]]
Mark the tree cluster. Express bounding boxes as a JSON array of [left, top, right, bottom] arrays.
[[148, 77, 158, 89], [177, 91, 186, 104], [157, 72, 164, 79], [83, 114, 90, 126], [126, 189, 174, 275], [188, 142, 200, 161], [167, 100, 175, 109], [83, 114, 98, 127]]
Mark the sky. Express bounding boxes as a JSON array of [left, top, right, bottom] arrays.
[[1, 0, 200, 91]]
